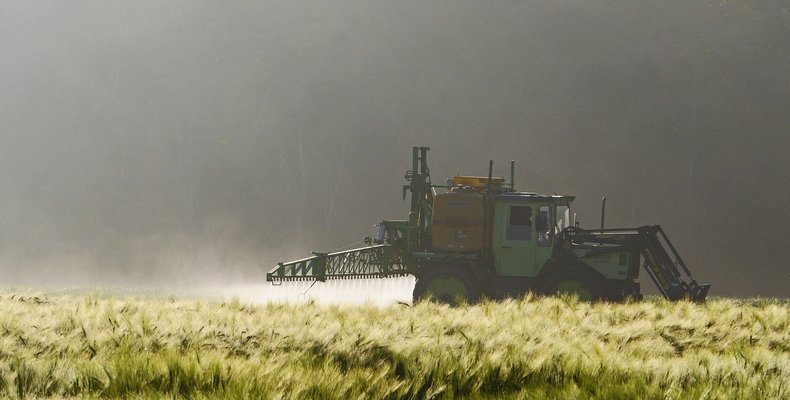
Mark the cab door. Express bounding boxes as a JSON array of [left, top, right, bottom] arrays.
[[493, 202, 538, 277]]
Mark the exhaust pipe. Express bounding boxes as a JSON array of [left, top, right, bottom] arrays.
[[600, 196, 606, 232]]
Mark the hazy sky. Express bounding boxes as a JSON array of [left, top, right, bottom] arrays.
[[1, 1, 788, 296]]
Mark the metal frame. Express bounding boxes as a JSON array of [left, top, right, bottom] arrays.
[[266, 244, 410, 283]]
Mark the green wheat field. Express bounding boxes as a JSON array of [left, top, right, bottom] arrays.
[[0, 288, 788, 399]]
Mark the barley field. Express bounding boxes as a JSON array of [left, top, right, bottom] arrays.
[[0, 288, 788, 399]]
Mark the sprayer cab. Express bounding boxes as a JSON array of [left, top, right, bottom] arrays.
[[266, 146, 710, 303]]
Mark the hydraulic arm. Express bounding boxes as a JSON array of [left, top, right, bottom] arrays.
[[564, 225, 710, 301]]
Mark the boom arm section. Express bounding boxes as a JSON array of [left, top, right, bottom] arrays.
[[266, 244, 410, 283], [565, 225, 710, 301]]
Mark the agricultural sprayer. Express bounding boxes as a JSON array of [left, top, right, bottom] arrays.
[[267, 147, 710, 303]]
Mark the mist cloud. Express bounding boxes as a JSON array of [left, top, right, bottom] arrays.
[[1, 1, 788, 295]]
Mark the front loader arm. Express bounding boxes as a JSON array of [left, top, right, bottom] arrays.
[[563, 225, 710, 301]]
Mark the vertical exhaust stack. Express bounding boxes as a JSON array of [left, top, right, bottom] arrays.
[[483, 160, 494, 259], [600, 196, 606, 232], [486, 160, 494, 194], [510, 160, 515, 191]]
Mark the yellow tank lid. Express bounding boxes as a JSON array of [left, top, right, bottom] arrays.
[[451, 175, 505, 189]]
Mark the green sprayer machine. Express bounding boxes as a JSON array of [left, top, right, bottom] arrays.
[[267, 147, 710, 303]]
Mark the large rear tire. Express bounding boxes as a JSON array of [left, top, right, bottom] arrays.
[[539, 269, 604, 301], [413, 266, 481, 305]]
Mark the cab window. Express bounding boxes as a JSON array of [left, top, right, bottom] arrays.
[[506, 206, 532, 240], [536, 205, 552, 247]]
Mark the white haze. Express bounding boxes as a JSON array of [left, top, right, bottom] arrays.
[[1, 1, 789, 298], [8, 277, 416, 306]]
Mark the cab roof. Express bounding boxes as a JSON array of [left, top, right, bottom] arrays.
[[493, 192, 575, 205]]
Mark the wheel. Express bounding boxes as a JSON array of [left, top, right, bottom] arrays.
[[413, 266, 481, 305], [539, 269, 603, 301]]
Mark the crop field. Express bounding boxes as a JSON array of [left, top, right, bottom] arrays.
[[0, 288, 788, 399]]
